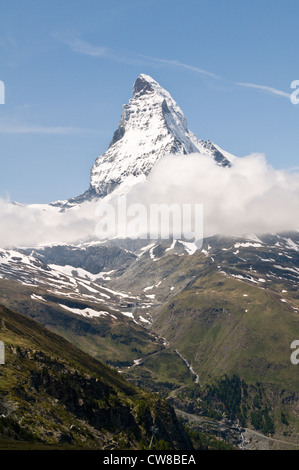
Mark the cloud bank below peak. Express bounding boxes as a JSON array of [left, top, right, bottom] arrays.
[[0, 153, 298, 248]]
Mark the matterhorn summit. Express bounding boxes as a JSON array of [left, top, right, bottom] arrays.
[[88, 74, 232, 199]]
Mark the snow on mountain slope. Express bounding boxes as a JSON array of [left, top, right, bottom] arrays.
[[89, 74, 232, 197], [0, 245, 154, 320]]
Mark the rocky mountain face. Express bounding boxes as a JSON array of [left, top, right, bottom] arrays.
[[66, 74, 232, 204]]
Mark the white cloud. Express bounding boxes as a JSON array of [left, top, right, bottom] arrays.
[[113, 153, 299, 239], [0, 153, 298, 248], [0, 199, 99, 248]]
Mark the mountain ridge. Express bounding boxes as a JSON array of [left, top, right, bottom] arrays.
[[53, 74, 233, 208]]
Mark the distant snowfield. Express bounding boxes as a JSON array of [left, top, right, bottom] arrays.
[[59, 304, 110, 318], [49, 264, 113, 281]]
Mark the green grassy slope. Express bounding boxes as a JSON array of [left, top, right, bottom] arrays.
[[152, 268, 299, 440], [0, 304, 191, 450], [154, 269, 299, 388], [0, 279, 195, 391]]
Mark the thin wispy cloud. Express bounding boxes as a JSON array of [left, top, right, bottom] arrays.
[[141, 54, 291, 99], [138, 54, 222, 80], [56, 35, 292, 102], [146, 55, 290, 99], [0, 123, 98, 135], [55, 33, 150, 66], [64, 38, 108, 57], [237, 82, 291, 100]]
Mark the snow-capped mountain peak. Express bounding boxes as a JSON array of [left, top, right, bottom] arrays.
[[133, 73, 163, 97], [89, 74, 232, 197]]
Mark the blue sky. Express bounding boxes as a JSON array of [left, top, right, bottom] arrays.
[[0, 0, 299, 203]]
